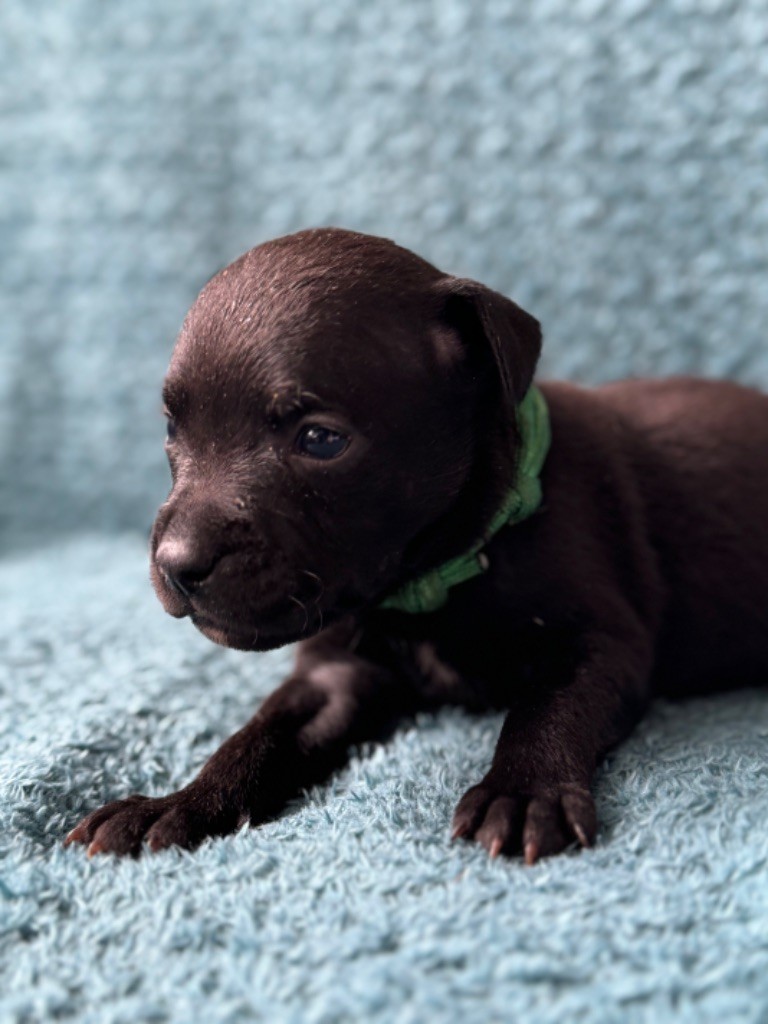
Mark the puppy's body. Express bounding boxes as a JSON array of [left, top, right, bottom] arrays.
[[358, 378, 768, 708], [66, 229, 768, 862], [591, 377, 768, 696]]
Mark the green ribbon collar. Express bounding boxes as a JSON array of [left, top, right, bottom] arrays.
[[379, 386, 551, 615]]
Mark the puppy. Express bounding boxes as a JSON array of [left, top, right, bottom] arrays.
[[66, 228, 768, 863]]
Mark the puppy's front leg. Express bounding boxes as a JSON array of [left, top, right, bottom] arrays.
[[452, 628, 652, 863], [65, 625, 417, 857]]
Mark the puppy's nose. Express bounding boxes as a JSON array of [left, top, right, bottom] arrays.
[[155, 538, 217, 597]]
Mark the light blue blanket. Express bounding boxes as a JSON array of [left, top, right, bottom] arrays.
[[3, 0, 768, 1019], [3, 537, 768, 1022]]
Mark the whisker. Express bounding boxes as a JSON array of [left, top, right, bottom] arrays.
[[300, 569, 326, 634], [269, 507, 298, 522], [301, 569, 325, 600], [289, 594, 310, 634]]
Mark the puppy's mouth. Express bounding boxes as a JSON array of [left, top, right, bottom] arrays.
[[165, 578, 339, 650], [150, 557, 325, 650], [189, 607, 328, 652], [190, 612, 265, 651]]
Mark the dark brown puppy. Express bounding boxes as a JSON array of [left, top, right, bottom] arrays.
[[66, 228, 768, 863]]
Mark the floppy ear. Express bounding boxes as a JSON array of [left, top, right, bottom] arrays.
[[434, 277, 542, 406]]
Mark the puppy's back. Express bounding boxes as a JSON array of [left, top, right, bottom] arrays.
[[597, 375, 768, 448]]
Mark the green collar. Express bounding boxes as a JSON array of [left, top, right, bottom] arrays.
[[378, 385, 551, 614]]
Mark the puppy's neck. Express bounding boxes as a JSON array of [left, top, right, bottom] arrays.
[[378, 386, 551, 614]]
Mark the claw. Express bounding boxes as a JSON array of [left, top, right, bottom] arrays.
[[87, 840, 105, 858], [524, 840, 539, 866], [64, 825, 87, 847], [489, 837, 503, 859], [573, 823, 591, 848]]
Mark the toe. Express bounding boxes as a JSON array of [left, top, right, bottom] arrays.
[[64, 795, 150, 848], [522, 796, 569, 863], [560, 785, 597, 848], [87, 800, 167, 857], [475, 795, 525, 858], [451, 784, 495, 840], [145, 802, 205, 853]]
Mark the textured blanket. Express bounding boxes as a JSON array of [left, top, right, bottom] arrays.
[[3, 0, 768, 1019], [3, 539, 768, 1022]]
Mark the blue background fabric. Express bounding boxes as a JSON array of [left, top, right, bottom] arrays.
[[2, 1, 768, 1021]]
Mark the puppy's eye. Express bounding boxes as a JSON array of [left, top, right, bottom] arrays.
[[295, 424, 350, 460], [165, 415, 177, 443]]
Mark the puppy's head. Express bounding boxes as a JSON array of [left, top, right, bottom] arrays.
[[150, 228, 541, 650]]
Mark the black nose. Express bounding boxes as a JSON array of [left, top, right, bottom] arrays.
[[155, 538, 217, 597]]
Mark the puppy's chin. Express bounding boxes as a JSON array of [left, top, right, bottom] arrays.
[[191, 613, 317, 653]]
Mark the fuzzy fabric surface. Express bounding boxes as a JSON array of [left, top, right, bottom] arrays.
[[4, 0, 768, 1020], [2, 537, 768, 1022]]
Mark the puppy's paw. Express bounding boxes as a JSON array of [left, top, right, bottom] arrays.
[[64, 789, 239, 858], [451, 778, 596, 864]]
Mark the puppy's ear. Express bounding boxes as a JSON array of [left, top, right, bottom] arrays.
[[433, 277, 542, 406]]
